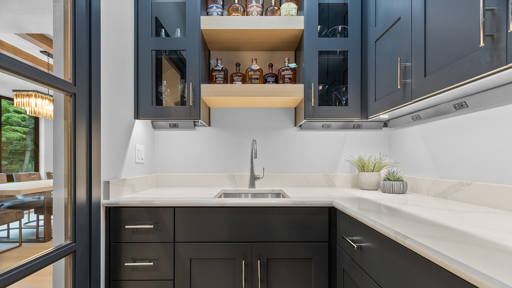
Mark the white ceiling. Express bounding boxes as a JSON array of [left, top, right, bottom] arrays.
[[0, 0, 53, 34], [0, 33, 54, 63], [0, 72, 52, 99]]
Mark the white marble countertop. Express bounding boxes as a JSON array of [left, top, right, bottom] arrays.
[[103, 187, 512, 288]]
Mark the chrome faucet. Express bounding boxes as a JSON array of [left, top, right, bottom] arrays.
[[249, 139, 264, 189]]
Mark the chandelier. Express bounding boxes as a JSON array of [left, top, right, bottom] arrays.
[[13, 90, 54, 120]]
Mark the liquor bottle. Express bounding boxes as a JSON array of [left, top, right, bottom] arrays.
[[230, 62, 246, 84], [246, 58, 263, 84], [265, 0, 280, 16], [281, 0, 298, 16], [228, 0, 245, 16], [210, 58, 228, 84], [246, 0, 263, 16], [263, 63, 278, 84], [207, 0, 224, 16], [278, 57, 296, 84]]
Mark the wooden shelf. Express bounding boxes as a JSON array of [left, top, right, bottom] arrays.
[[201, 16, 304, 51], [201, 84, 304, 108]]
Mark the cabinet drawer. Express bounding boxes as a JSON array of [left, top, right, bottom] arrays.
[[110, 281, 173, 288], [336, 211, 474, 288], [337, 246, 378, 288], [175, 208, 328, 242], [110, 243, 174, 281], [110, 208, 174, 243]]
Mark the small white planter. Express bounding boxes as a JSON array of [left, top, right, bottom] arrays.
[[358, 172, 382, 190], [380, 181, 408, 194]]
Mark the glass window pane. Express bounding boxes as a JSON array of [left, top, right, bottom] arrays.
[[318, 51, 349, 106], [152, 0, 186, 38], [152, 50, 187, 107], [318, 0, 349, 38], [6, 254, 72, 287], [0, 0, 73, 82], [0, 71, 72, 272]]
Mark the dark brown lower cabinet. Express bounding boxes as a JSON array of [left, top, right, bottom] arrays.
[[337, 247, 378, 288], [110, 281, 173, 288], [252, 243, 328, 288], [175, 243, 251, 288], [174, 243, 328, 288]]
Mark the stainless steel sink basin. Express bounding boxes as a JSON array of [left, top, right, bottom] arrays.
[[214, 189, 289, 198]]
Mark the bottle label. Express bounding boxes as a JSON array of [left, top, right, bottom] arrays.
[[281, 3, 298, 16], [207, 4, 224, 16], [213, 71, 225, 83], [265, 75, 277, 84], [248, 71, 261, 83], [232, 75, 244, 84], [247, 4, 263, 16], [281, 71, 293, 83]]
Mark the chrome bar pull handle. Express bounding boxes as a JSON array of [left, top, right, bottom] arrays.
[[190, 82, 193, 106], [125, 225, 154, 229], [342, 235, 360, 250], [124, 261, 154, 266], [509, 0, 512, 32], [480, 0, 486, 46], [398, 57, 411, 89], [242, 260, 245, 288], [258, 260, 261, 288], [311, 83, 315, 106]]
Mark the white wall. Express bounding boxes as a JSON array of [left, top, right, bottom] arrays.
[[154, 108, 389, 174], [389, 103, 512, 186]]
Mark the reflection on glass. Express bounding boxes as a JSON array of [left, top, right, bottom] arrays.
[[153, 50, 187, 107], [318, 51, 349, 106], [0, 0, 73, 81], [152, 0, 186, 38], [0, 72, 72, 273], [7, 254, 72, 287], [318, 0, 349, 38]]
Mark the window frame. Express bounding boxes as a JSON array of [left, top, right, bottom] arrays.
[[0, 95, 40, 182], [0, 0, 101, 287]]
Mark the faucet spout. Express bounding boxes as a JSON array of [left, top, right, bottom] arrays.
[[249, 139, 264, 189]]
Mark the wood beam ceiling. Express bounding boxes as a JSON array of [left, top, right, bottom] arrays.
[[15, 33, 53, 54], [0, 40, 53, 72]]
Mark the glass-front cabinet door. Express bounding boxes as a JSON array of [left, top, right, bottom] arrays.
[[304, 0, 361, 119], [137, 0, 201, 120]]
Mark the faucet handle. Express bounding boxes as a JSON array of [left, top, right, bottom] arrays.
[[260, 167, 265, 180]]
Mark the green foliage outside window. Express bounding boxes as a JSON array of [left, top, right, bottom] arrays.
[[1, 99, 36, 174]]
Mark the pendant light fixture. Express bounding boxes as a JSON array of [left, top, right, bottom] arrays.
[[12, 51, 54, 120]]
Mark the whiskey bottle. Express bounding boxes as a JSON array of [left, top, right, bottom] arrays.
[[210, 58, 228, 84], [228, 0, 245, 16], [278, 57, 296, 84], [246, 0, 263, 16], [263, 63, 278, 84], [207, 0, 224, 16], [265, 0, 280, 16], [230, 62, 246, 84], [281, 0, 298, 16], [246, 58, 263, 84]]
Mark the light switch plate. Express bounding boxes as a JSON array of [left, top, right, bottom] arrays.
[[135, 144, 145, 164]]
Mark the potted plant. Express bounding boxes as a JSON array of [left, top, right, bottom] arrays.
[[380, 168, 408, 194], [347, 154, 396, 190]]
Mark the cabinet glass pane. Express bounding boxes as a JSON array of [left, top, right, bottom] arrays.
[[318, 51, 348, 106], [152, 0, 186, 38], [152, 50, 187, 107], [318, 0, 349, 38]]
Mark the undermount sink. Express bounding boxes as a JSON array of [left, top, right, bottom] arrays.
[[214, 189, 289, 199]]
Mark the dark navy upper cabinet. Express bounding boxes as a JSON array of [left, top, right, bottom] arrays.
[[411, 0, 507, 100], [303, 0, 362, 120], [365, 0, 412, 118], [136, 0, 207, 121]]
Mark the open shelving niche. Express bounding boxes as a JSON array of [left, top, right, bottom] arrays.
[[200, 1, 305, 111]]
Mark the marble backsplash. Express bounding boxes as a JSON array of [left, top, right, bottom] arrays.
[[105, 173, 512, 212]]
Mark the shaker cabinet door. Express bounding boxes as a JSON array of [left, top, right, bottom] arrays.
[[175, 243, 251, 288], [411, 0, 507, 100], [337, 247, 379, 288], [366, 0, 412, 117], [251, 243, 328, 288]]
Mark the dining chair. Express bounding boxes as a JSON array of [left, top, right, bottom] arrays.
[[46, 172, 53, 180], [0, 209, 23, 253], [13, 172, 41, 182]]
